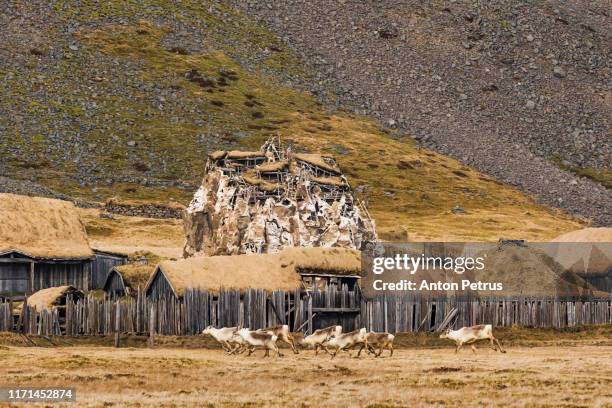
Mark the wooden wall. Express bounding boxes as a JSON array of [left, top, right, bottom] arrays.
[[4, 288, 611, 337], [362, 294, 612, 332], [103, 270, 126, 298], [0, 263, 30, 297], [0, 253, 93, 297], [33, 262, 92, 292], [92, 252, 128, 290], [0, 253, 32, 297], [146, 269, 176, 300], [577, 272, 611, 293]]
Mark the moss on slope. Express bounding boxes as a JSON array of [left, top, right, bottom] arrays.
[[0, 2, 583, 241]]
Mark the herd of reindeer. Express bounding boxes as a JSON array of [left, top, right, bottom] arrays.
[[202, 324, 506, 358]]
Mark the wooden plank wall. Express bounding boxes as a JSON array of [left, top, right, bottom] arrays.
[[0, 263, 30, 297], [1, 290, 610, 336], [103, 271, 127, 298], [294, 284, 361, 333], [361, 294, 612, 333], [0, 301, 12, 331], [92, 253, 127, 289], [34, 262, 92, 292]]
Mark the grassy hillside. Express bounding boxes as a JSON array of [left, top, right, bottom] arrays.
[[0, 2, 583, 241], [79, 208, 184, 258]]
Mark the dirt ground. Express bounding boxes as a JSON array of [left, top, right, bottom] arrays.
[[1, 342, 611, 407]]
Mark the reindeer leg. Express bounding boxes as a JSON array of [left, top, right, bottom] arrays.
[[330, 348, 338, 360], [231, 343, 242, 355], [494, 337, 506, 353], [471, 344, 477, 354], [455, 342, 462, 354], [226, 343, 236, 355], [222, 341, 233, 354], [389, 343, 394, 357], [282, 338, 292, 354], [287, 335, 299, 354]]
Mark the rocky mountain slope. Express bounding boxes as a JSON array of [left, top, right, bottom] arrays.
[[232, 0, 611, 225], [0, 0, 587, 240]]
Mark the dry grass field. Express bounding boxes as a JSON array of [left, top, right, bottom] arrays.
[[78, 208, 184, 259], [1, 337, 611, 407]]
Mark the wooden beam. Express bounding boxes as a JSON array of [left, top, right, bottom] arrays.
[[114, 301, 121, 348], [285, 306, 295, 317], [299, 273, 361, 278], [311, 307, 360, 313], [307, 296, 313, 335], [436, 307, 458, 332], [295, 313, 317, 333], [29, 262, 34, 294], [267, 298, 283, 325], [0, 258, 33, 264]]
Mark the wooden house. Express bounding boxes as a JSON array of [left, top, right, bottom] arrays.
[[0, 194, 95, 298], [92, 250, 129, 289], [103, 263, 154, 298], [144, 247, 362, 331], [19, 285, 84, 313], [145, 247, 360, 299], [15, 285, 84, 334]]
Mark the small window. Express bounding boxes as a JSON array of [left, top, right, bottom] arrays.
[[314, 276, 327, 291], [302, 276, 313, 288]]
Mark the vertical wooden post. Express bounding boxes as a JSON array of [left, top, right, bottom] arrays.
[[6, 297, 12, 332], [29, 262, 35, 294], [114, 300, 120, 348], [148, 304, 155, 347], [22, 293, 28, 335], [307, 296, 313, 335]]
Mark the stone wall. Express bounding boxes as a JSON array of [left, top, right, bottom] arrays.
[[105, 201, 184, 219]]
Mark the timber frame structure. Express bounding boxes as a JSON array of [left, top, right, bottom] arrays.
[[0, 194, 128, 298], [0, 250, 92, 299], [183, 137, 377, 256]]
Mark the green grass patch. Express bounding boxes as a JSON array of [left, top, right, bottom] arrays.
[[551, 156, 611, 189], [0, 8, 584, 240]]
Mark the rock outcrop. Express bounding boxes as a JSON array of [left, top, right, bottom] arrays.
[[231, 0, 612, 225], [183, 139, 377, 257]]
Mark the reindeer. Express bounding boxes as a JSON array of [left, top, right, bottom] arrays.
[[257, 324, 299, 354], [202, 326, 243, 354], [356, 331, 395, 357], [227, 328, 250, 354], [237, 328, 283, 357], [326, 328, 368, 359], [295, 325, 342, 355], [440, 324, 506, 354]]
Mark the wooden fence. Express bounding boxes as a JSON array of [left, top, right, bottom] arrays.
[[362, 294, 612, 333], [0, 289, 610, 337], [0, 300, 12, 331]]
